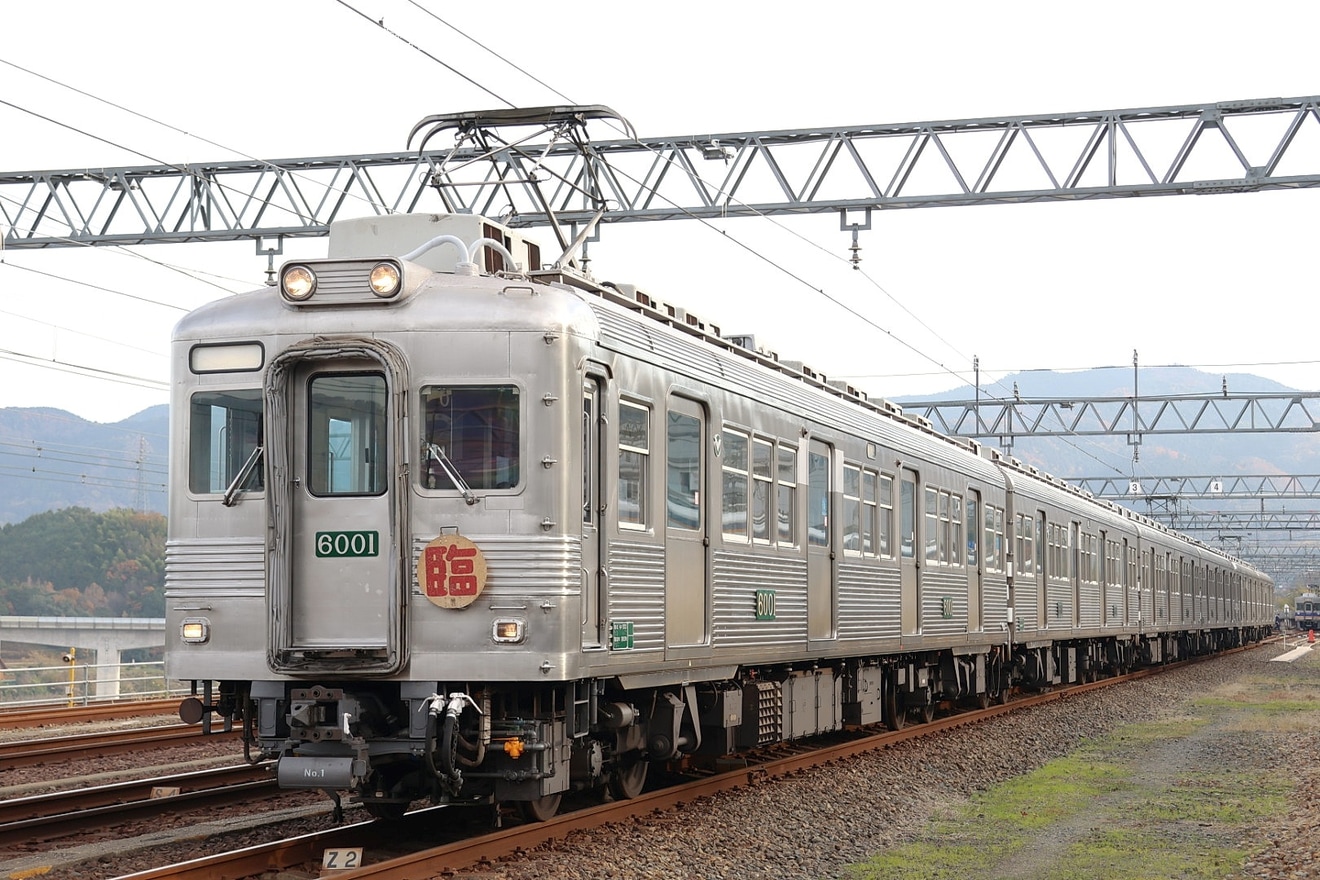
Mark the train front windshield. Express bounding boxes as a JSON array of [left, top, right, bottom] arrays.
[[420, 385, 521, 490]]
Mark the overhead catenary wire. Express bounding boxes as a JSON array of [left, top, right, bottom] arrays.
[[343, 2, 1143, 480]]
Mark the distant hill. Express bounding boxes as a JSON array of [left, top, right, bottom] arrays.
[[0, 367, 1313, 525], [0, 405, 168, 525]]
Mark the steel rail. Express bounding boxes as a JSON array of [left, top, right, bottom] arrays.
[[0, 697, 184, 730], [0, 764, 274, 847], [0, 724, 238, 769]]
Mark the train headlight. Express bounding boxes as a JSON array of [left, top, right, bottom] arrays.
[[492, 618, 525, 644], [180, 617, 211, 644], [281, 265, 317, 301], [369, 261, 402, 298]]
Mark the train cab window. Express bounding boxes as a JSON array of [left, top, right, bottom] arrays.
[[721, 429, 750, 540], [777, 446, 796, 546], [420, 385, 520, 491], [188, 389, 263, 495], [618, 401, 650, 528], [309, 374, 387, 496]]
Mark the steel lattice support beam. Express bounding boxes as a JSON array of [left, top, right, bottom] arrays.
[[902, 391, 1320, 440], [1146, 510, 1320, 531], [4, 96, 1320, 248], [1068, 474, 1320, 500]]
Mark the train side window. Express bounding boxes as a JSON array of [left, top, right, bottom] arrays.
[[924, 487, 939, 564], [751, 438, 773, 543], [879, 474, 894, 558], [618, 401, 650, 529], [843, 464, 862, 553], [1016, 513, 1035, 575], [985, 504, 1005, 572], [862, 470, 878, 557], [420, 385, 520, 490], [776, 445, 796, 546], [994, 507, 1005, 571], [188, 389, 263, 494], [721, 429, 750, 541], [949, 494, 963, 567]]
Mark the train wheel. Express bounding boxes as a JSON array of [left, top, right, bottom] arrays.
[[609, 757, 649, 800], [916, 703, 935, 725], [518, 793, 562, 823], [883, 681, 905, 731]]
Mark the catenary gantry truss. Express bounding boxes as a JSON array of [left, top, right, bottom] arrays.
[[3, 96, 1320, 247], [899, 391, 1320, 444], [1070, 474, 1320, 501]]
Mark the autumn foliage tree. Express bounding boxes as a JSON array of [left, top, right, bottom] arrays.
[[0, 508, 166, 617]]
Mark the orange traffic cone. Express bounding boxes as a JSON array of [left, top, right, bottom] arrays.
[[1309, 629, 1315, 645]]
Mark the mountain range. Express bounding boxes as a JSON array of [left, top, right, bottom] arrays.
[[0, 366, 1314, 526]]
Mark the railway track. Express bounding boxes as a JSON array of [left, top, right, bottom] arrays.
[[0, 697, 185, 730], [0, 763, 276, 847], [0, 723, 238, 769]]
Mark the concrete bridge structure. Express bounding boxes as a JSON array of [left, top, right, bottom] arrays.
[[0, 616, 165, 698]]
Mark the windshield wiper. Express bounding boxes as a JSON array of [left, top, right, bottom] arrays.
[[424, 442, 478, 505], [222, 445, 264, 507]]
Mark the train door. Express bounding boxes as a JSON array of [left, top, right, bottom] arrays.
[[899, 467, 919, 636], [966, 489, 982, 632], [581, 376, 605, 649], [265, 346, 407, 674], [807, 440, 836, 641], [665, 396, 708, 648]]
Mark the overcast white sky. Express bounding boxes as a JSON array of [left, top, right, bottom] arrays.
[[2, 0, 1319, 424]]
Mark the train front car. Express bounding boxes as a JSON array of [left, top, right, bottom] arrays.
[[165, 214, 602, 820]]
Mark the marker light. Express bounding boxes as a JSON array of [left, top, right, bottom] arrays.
[[181, 618, 211, 644], [281, 265, 317, 300], [493, 618, 525, 644], [369, 262, 402, 298]]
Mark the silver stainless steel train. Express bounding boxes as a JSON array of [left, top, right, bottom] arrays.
[[165, 211, 1274, 821]]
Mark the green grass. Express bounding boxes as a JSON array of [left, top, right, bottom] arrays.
[[847, 676, 1311, 880]]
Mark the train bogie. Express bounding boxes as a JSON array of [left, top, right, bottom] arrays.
[[165, 211, 1273, 820]]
